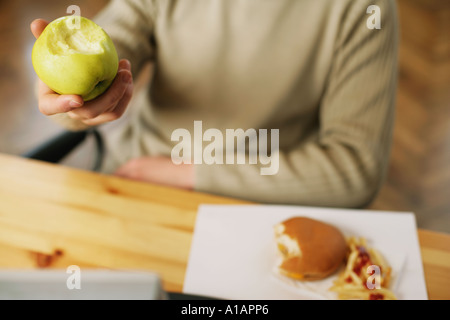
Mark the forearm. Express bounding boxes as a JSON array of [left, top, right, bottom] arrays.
[[194, 137, 389, 208]]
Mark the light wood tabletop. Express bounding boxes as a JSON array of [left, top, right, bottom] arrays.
[[0, 153, 449, 300]]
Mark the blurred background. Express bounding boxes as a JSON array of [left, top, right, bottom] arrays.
[[0, 0, 449, 233]]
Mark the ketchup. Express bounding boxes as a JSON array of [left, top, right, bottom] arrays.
[[369, 293, 384, 300], [352, 245, 372, 276]]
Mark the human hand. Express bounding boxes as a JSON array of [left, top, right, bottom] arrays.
[[115, 156, 195, 190], [30, 19, 134, 126]]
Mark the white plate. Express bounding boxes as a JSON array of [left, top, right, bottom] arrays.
[[183, 205, 428, 300]]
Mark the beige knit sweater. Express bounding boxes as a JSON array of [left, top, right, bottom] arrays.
[[54, 0, 399, 208]]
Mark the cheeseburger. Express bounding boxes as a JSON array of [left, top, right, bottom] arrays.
[[274, 217, 347, 281]]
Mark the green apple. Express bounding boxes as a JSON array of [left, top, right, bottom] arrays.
[[32, 16, 119, 101]]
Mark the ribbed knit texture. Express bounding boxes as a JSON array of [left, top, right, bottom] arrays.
[[54, 0, 399, 208]]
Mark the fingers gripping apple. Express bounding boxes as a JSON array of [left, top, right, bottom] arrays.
[[32, 16, 119, 101]]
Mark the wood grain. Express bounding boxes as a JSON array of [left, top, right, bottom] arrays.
[[0, 153, 449, 299], [0, 153, 246, 292], [418, 230, 450, 300]]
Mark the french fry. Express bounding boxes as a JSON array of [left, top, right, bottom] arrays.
[[329, 237, 397, 300]]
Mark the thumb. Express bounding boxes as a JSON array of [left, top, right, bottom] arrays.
[[30, 19, 49, 39]]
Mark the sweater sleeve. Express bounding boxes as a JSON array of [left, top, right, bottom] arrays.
[[93, 0, 156, 77], [48, 0, 156, 131], [194, 0, 399, 208]]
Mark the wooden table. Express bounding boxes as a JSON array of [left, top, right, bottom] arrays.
[[0, 154, 449, 300]]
